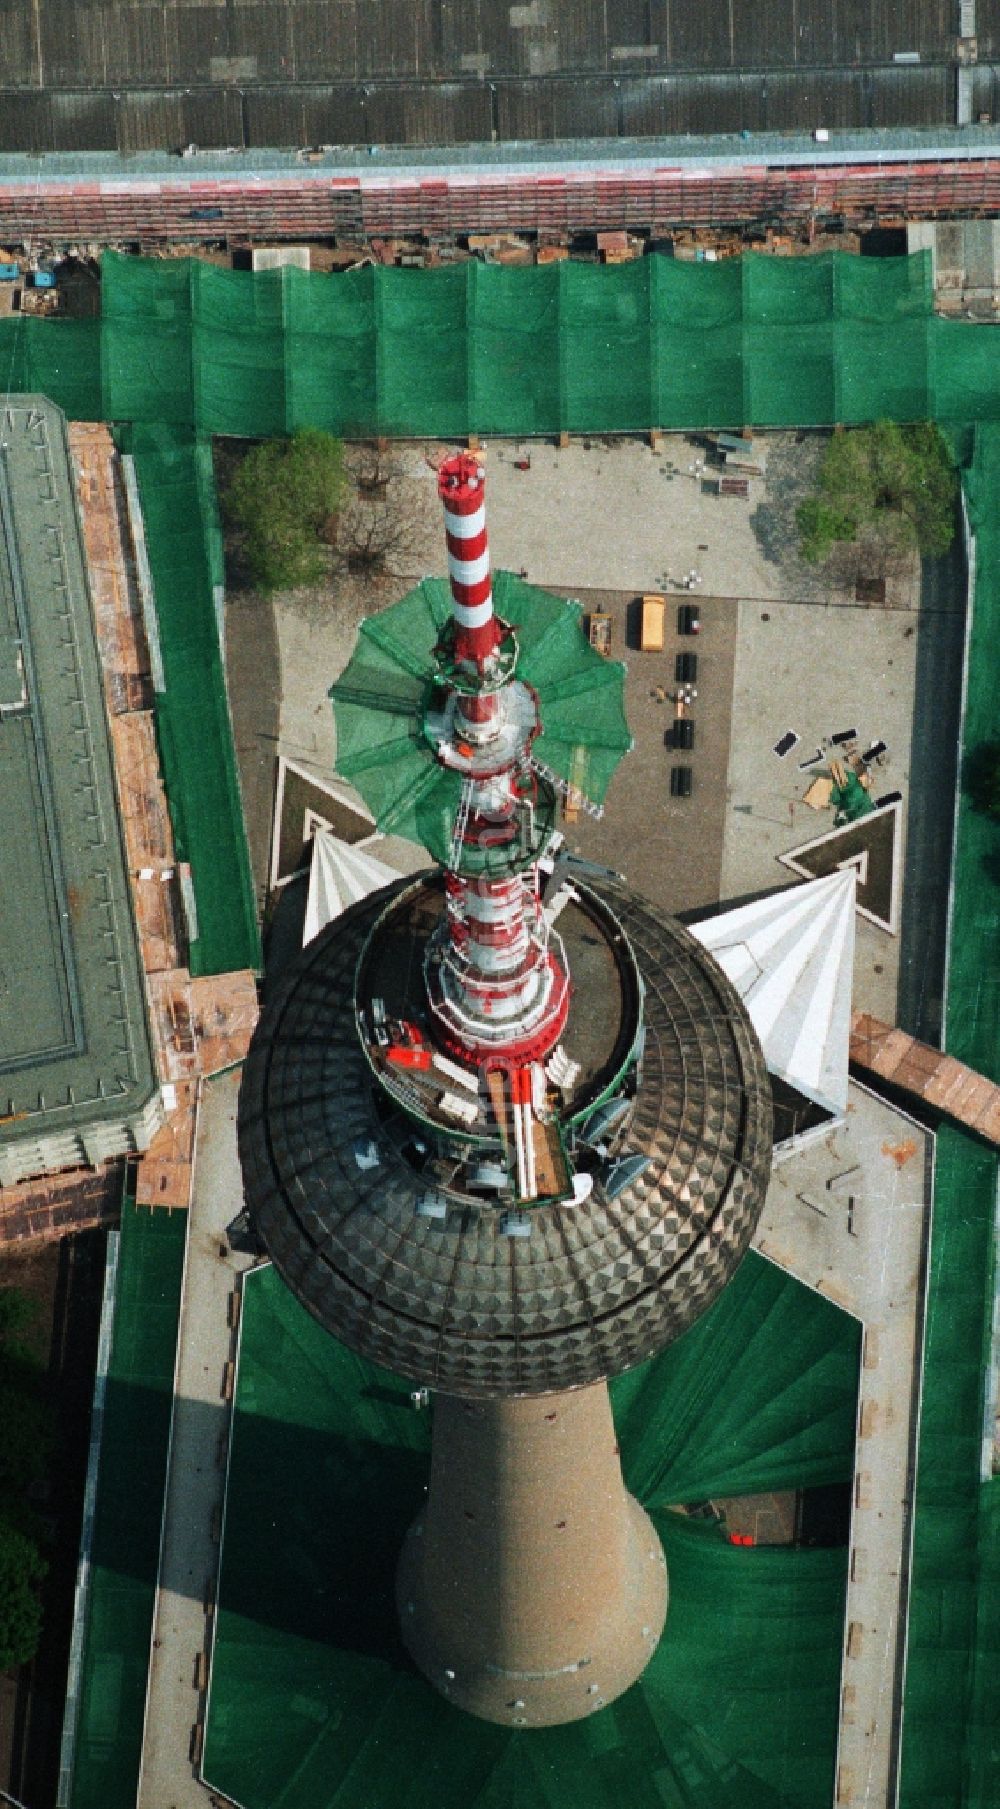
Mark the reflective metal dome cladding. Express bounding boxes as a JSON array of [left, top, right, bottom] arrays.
[[237, 874, 773, 1398]]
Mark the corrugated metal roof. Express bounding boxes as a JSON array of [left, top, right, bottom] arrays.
[[0, 0, 993, 169], [1, 0, 965, 96], [50, 90, 119, 152], [366, 82, 494, 147], [243, 87, 364, 148], [0, 0, 972, 155], [0, 93, 53, 155], [870, 64, 953, 128], [497, 77, 620, 142], [0, 10, 37, 87], [979, 0, 1000, 58], [0, 67, 975, 155], [117, 88, 245, 155]]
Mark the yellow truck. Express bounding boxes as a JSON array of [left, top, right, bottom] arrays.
[[640, 593, 666, 651]]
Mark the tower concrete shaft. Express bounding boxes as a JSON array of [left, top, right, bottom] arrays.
[[396, 1384, 668, 1727]]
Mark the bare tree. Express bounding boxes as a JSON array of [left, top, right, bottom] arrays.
[[334, 444, 434, 580]]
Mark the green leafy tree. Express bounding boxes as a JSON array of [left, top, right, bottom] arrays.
[[0, 1527, 46, 1672], [796, 421, 957, 565], [796, 495, 860, 565], [225, 429, 346, 591], [0, 1288, 51, 1673]]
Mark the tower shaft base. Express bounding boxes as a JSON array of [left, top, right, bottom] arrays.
[[396, 1383, 668, 1727]]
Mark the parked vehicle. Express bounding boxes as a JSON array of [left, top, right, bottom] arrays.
[[640, 594, 666, 651]]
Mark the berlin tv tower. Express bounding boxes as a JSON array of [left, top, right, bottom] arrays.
[[238, 452, 773, 1726]]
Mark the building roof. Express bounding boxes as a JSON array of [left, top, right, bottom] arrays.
[[202, 1252, 859, 1805], [691, 872, 856, 1116], [0, 0, 987, 154], [0, 397, 158, 1172]]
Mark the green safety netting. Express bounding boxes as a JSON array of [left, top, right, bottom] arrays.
[[118, 422, 262, 977], [0, 245, 991, 1802], [897, 1128, 999, 1809], [0, 315, 101, 421], [331, 570, 631, 862], [7, 247, 1000, 439], [203, 1253, 857, 1809], [947, 426, 1000, 1078], [895, 426, 1000, 1809], [68, 1201, 187, 1809], [613, 1252, 860, 1505], [92, 248, 946, 437], [967, 1478, 1000, 1803]]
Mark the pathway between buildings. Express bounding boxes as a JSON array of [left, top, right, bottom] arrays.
[[754, 1085, 933, 1809], [137, 1069, 252, 1809]]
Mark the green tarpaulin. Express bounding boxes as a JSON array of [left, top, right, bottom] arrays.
[[203, 1254, 858, 1809]]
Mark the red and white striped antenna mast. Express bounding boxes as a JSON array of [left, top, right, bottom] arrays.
[[424, 453, 569, 1144], [439, 451, 502, 681]]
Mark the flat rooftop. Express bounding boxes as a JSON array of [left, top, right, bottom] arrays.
[[0, 0, 994, 154], [0, 398, 156, 1152]]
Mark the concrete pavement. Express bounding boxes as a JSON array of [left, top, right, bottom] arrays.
[[136, 1069, 253, 1809], [755, 1088, 933, 1809]]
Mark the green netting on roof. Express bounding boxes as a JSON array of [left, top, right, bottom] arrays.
[[68, 1201, 187, 1809], [612, 1252, 860, 1504], [967, 1477, 1000, 1804], [4, 247, 1000, 438], [101, 253, 196, 427], [331, 571, 630, 863], [0, 316, 102, 421], [897, 1129, 998, 1809], [331, 578, 461, 863], [120, 423, 261, 976], [946, 426, 1000, 1077], [896, 421, 1000, 1809], [87, 249, 943, 437], [203, 1253, 856, 1809]]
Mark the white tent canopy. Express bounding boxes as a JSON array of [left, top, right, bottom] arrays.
[[303, 830, 400, 946], [690, 871, 856, 1116]]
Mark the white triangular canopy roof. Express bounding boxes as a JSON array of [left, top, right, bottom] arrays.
[[303, 830, 400, 946], [690, 871, 856, 1115]]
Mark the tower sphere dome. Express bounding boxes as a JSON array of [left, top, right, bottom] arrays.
[[238, 868, 773, 1398]]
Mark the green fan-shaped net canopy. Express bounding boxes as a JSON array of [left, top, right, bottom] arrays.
[[330, 572, 631, 865]]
